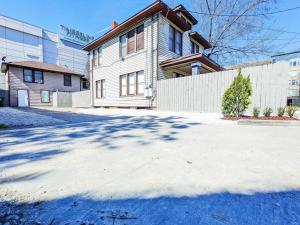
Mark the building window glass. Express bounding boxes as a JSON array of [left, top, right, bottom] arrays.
[[191, 41, 195, 54], [96, 79, 105, 98], [136, 24, 144, 51], [127, 29, 136, 55], [128, 73, 135, 95], [64, 74, 72, 86], [120, 34, 127, 58], [82, 79, 89, 89], [119, 71, 145, 97], [175, 30, 182, 55], [191, 41, 200, 54], [169, 26, 175, 52], [24, 69, 33, 82], [23, 69, 43, 83], [136, 71, 145, 95], [169, 25, 182, 55], [98, 46, 103, 65], [119, 24, 144, 58], [41, 90, 50, 103], [120, 75, 127, 96], [34, 70, 43, 84]]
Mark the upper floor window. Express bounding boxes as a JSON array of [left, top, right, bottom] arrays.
[[23, 69, 43, 84], [191, 41, 200, 54], [169, 25, 182, 55], [289, 58, 300, 67], [127, 29, 136, 55], [98, 46, 103, 65], [119, 24, 144, 58], [120, 35, 127, 58], [64, 74, 72, 86], [136, 25, 144, 51]]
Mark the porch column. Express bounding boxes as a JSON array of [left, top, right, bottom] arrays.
[[191, 62, 201, 75]]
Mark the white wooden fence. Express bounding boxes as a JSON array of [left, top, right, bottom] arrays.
[[157, 62, 289, 114]]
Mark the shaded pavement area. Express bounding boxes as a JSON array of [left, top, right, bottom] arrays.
[[0, 108, 300, 224]]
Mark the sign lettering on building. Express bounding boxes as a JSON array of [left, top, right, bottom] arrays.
[[59, 25, 94, 46]]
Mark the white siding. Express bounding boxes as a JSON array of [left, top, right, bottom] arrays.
[[91, 15, 159, 107], [157, 14, 204, 79]]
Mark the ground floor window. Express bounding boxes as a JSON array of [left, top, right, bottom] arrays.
[[64, 74, 72, 86], [136, 71, 145, 95], [96, 79, 106, 98], [41, 90, 50, 103], [119, 70, 145, 97]]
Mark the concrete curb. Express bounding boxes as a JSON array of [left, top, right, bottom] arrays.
[[237, 119, 300, 126]]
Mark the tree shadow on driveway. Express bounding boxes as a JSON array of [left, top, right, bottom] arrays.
[[0, 111, 202, 184], [0, 111, 202, 151]]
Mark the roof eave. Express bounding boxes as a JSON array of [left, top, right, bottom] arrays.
[[189, 32, 212, 49]]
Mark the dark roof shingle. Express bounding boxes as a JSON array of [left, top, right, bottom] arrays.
[[2, 61, 83, 76]]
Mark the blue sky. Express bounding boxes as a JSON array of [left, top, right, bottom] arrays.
[[0, 0, 299, 60]]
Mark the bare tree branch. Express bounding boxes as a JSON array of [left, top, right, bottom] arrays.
[[192, 0, 278, 65]]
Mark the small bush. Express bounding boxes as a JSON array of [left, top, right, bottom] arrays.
[[286, 106, 297, 118], [0, 97, 4, 107], [277, 107, 285, 117], [0, 124, 7, 129], [263, 107, 273, 117], [252, 107, 260, 117], [221, 68, 252, 116]]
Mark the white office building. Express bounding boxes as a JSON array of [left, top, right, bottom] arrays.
[[0, 14, 93, 106]]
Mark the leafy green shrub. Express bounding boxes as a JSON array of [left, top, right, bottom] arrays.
[[252, 107, 260, 117], [222, 68, 252, 116], [0, 97, 4, 107], [0, 124, 7, 129], [263, 107, 273, 117], [277, 107, 285, 117], [286, 106, 297, 118]]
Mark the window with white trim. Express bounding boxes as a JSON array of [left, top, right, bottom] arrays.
[[119, 70, 145, 97], [41, 90, 50, 103], [169, 25, 182, 55], [128, 73, 135, 95], [96, 79, 106, 98], [120, 75, 127, 96], [136, 71, 145, 95]]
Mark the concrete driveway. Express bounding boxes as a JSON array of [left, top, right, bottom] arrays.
[[0, 108, 299, 224]]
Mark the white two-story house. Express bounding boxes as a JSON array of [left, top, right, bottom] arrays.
[[83, 1, 222, 108]]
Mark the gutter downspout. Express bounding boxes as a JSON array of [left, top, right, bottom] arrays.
[[149, 15, 154, 109], [88, 53, 94, 107]]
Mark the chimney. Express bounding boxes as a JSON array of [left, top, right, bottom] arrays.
[[111, 21, 118, 29]]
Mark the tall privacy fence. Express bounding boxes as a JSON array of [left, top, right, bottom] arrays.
[[53, 90, 91, 108], [157, 62, 289, 114]]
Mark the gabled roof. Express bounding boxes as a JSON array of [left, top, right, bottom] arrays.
[[1, 61, 83, 76], [173, 4, 198, 25], [160, 53, 222, 71], [189, 31, 212, 49], [83, 1, 192, 51]]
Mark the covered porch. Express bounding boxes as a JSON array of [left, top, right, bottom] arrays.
[[160, 53, 222, 79]]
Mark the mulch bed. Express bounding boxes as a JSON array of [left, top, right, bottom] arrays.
[[223, 116, 298, 121]]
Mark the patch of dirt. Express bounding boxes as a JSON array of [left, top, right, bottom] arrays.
[[223, 116, 298, 121]]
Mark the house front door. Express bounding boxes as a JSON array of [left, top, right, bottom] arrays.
[[18, 90, 29, 107]]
